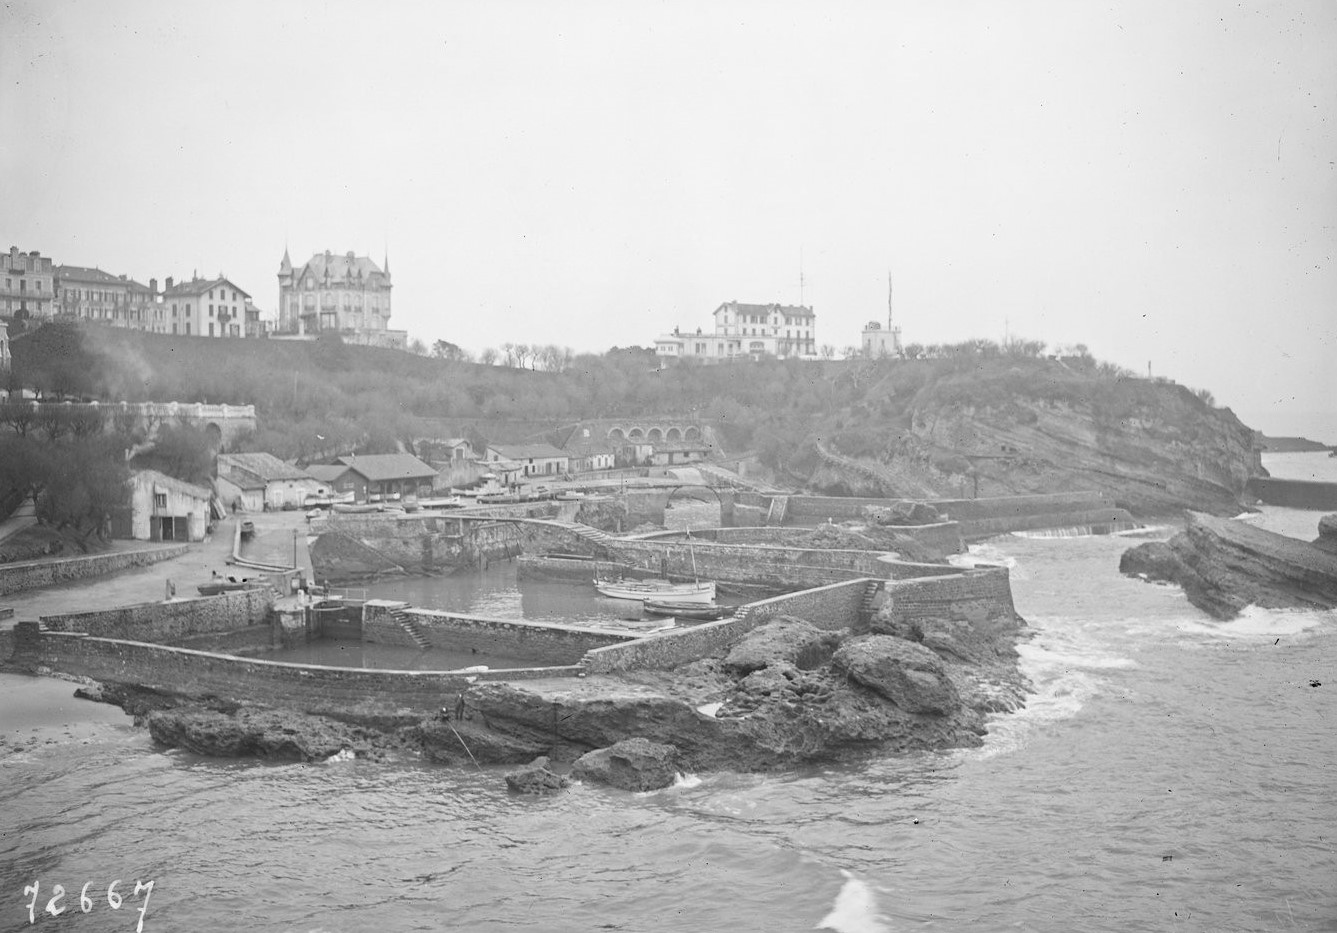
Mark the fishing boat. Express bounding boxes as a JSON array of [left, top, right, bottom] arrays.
[[641, 598, 731, 621], [197, 580, 264, 596], [594, 578, 716, 604]]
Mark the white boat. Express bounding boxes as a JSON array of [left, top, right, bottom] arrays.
[[594, 578, 717, 604]]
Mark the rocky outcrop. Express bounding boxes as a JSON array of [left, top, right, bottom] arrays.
[[571, 738, 680, 791], [1313, 514, 1337, 556], [146, 707, 384, 761], [1121, 511, 1337, 619], [722, 616, 843, 673], [504, 756, 571, 795], [865, 501, 943, 526], [831, 636, 959, 714]]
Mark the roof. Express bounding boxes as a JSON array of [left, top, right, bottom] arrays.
[[715, 301, 815, 317], [217, 470, 265, 491], [133, 469, 212, 501], [54, 265, 149, 290], [304, 463, 352, 483], [564, 441, 615, 456], [295, 251, 390, 287], [335, 453, 437, 482], [489, 443, 569, 461], [162, 276, 251, 299], [217, 452, 314, 482]]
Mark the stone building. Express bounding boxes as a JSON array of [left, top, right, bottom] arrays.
[[655, 301, 817, 361], [2, 246, 55, 321], [216, 452, 326, 512], [276, 248, 405, 349], [330, 453, 438, 501], [0, 319, 9, 375], [128, 469, 212, 542], [161, 275, 249, 338], [53, 265, 158, 331]]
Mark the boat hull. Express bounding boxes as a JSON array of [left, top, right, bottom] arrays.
[[642, 599, 730, 621], [594, 580, 716, 604]]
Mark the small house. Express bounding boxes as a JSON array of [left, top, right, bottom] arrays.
[[485, 443, 570, 478], [336, 453, 438, 501], [216, 452, 326, 511], [129, 469, 212, 542]]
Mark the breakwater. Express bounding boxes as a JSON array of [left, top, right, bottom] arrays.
[[1247, 477, 1337, 510]]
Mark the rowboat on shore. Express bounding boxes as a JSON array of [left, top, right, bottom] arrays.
[[197, 580, 264, 596], [594, 578, 717, 604], [641, 598, 731, 621]]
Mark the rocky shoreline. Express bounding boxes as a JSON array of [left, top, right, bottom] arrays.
[[1120, 511, 1337, 619], [59, 601, 1030, 792]]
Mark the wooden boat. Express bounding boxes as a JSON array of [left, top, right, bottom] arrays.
[[594, 579, 716, 604], [197, 580, 263, 596], [642, 598, 731, 621]]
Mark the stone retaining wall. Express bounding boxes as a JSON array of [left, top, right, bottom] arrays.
[[643, 524, 965, 556], [785, 491, 1107, 535], [361, 600, 633, 665], [0, 545, 188, 596], [39, 588, 276, 645], [582, 578, 871, 673], [10, 623, 582, 715], [1247, 478, 1337, 510], [955, 507, 1136, 540], [883, 567, 1017, 626]]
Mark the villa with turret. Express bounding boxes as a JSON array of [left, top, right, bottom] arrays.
[[276, 248, 407, 349]]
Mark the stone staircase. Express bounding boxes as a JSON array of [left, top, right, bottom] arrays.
[[390, 607, 432, 650], [765, 495, 790, 526], [697, 462, 786, 495], [548, 520, 616, 553], [860, 580, 884, 626], [812, 440, 902, 496]]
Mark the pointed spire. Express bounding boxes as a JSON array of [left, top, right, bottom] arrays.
[[887, 270, 894, 328], [280, 244, 292, 274], [383, 248, 390, 276]]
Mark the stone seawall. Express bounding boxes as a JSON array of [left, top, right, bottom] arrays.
[[0, 544, 189, 596], [362, 601, 634, 665], [1247, 478, 1337, 510], [646, 525, 965, 556], [40, 588, 276, 644], [583, 578, 871, 673], [785, 491, 1110, 538], [883, 567, 1017, 627], [10, 623, 582, 715]]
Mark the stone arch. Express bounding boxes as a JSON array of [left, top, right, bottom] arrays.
[[607, 427, 625, 442], [628, 427, 645, 441], [647, 427, 663, 443], [204, 422, 223, 450], [666, 427, 682, 442], [684, 425, 701, 442]]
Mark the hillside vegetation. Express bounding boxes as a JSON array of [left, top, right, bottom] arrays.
[[6, 323, 1260, 515]]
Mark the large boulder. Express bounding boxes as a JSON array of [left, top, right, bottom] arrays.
[[831, 636, 960, 715], [504, 756, 571, 796], [1313, 514, 1337, 556], [722, 617, 843, 674], [865, 500, 943, 526], [571, 737, 681, 791], [146, 707, 376, 761], [418, 716, 550, 765]]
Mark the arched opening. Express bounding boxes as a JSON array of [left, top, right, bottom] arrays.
[[204, 422, 223, 451], [607, 427, 625, 442], [628, 427, 645, 441], [647, 427, 663, 443], [666, 427, 682, 442], [684, 426, 701, 442]]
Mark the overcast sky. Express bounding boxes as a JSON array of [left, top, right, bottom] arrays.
[[3, 0, 1334, 437]]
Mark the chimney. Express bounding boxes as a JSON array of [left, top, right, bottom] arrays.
[[149, 278, 158, 295], [165, 276, 174, 291]]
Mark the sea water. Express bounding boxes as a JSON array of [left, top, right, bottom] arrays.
[[2, 470, 1334, 930]]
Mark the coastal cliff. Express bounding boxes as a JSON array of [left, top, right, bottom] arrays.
[[792, 358, 1259, 517]]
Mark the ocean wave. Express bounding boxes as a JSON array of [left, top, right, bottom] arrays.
[[817, 870, 892, 933]]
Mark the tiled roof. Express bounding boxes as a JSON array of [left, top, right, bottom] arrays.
[[304, 463, 351, 483], [715, 301, 815, 317], [335, 453, 437, 482], [489, 443, 569, 461], [162, 276, 250, 299], [217, 452, 313, 482], [295, 251, 389, 285], [54, 265, 149, 290]]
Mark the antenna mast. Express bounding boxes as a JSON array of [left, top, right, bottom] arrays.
[[888, 270, 894, 328], [799, 247, 806, 306]]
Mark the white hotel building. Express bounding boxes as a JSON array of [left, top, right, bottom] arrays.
[[655, 301, 817, 362]]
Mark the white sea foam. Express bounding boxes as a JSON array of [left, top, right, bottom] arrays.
[[671, 772, 703, 789], [950, 543, 1017, 569], [1174, 604, 1334, 641], [696, 701, 723, 718], [816, 871, 891, 933], [324, 748, 357, 763]]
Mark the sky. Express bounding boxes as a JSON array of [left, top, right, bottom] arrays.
[[3, 0, 1334, 438]]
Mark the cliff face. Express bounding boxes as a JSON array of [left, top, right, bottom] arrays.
[[804, 362, 1259, 517]]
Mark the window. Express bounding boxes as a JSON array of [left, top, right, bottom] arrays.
[[209, 305, 213, 315], [209, 323, 214, 336], [153, 493, 167, 509]]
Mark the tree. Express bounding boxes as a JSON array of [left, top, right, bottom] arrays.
[[133, 423, 216, 485], [480, 347, 499, 366], [432, 339, 471, 363]]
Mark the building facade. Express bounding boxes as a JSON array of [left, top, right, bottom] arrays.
[[2, 247, 55, 321], [486, 444, 570, 477], [161, 275, 249, 337], [276, 249, 406, 349], [128, 469, 212, 542], [216, 453, 326, 511], [54, 265, 158, 330], [655, 301, 817, 361]]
